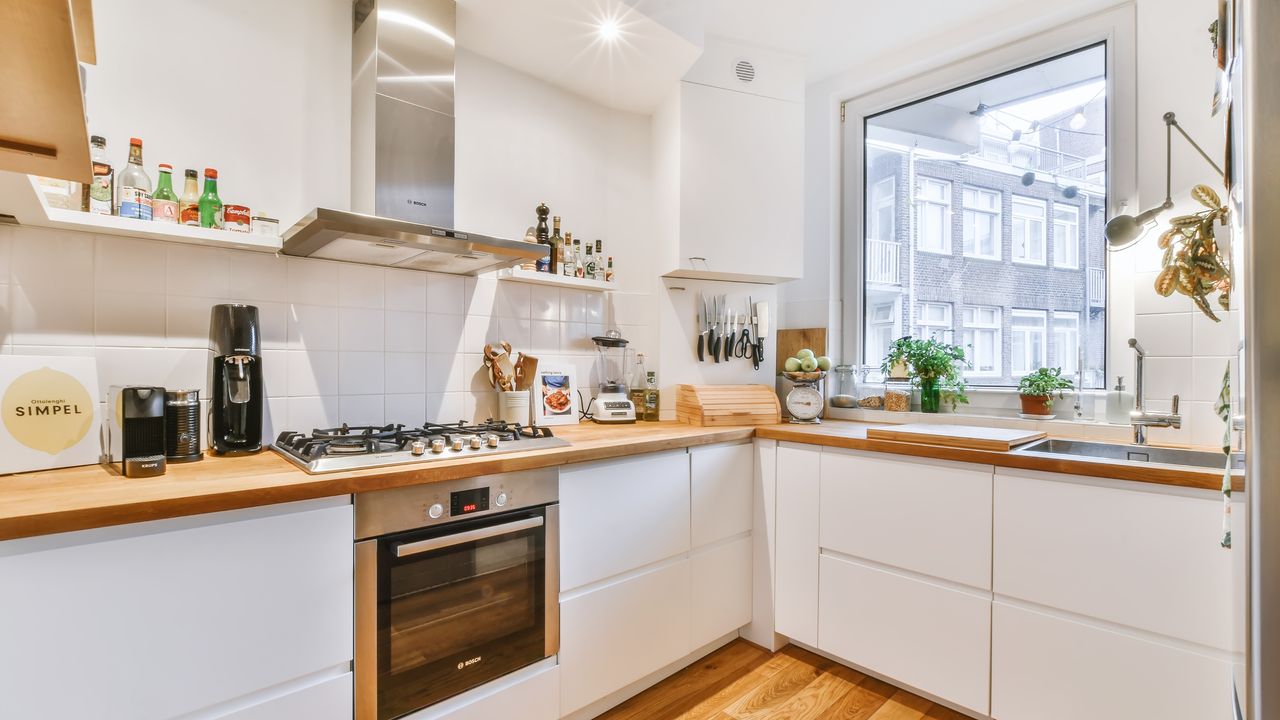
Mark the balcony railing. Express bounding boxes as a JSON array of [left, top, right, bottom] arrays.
[[1087, 267, 1106, 306], [866, 238, 900, 285], [979, 134, 1089, 180]]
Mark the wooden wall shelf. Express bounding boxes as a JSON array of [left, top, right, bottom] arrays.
[[497, 266, 613, 292]]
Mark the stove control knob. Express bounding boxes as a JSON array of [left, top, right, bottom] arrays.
[[410, 440, 427, 456], [469, 436, 483, 450], [495, 492, 509, 507], [430, 439, 445, 454], [451, 438, 464, 452], [427, 503, 445, 519], [486, 434, 500, 448]]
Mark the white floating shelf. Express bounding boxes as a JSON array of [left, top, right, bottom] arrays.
[[0, 172, 282, 253], [497, 266, 614, 292]]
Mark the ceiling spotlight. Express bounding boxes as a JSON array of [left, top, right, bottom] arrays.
[[1069, 106, 1087, 130], [597, 16, 621, 42]]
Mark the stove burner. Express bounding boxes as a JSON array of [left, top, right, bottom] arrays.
[[274, 420, 560, 464]]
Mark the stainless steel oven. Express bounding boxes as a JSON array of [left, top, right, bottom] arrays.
[[355, 469, 558, 720]]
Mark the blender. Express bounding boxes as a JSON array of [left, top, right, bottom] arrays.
[[590, 330, 637, 424]]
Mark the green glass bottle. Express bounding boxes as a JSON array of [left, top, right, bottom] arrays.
[[198, 167, 223, 229], [151, 164, 179, 223]]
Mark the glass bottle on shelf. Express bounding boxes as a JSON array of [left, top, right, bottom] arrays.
[[179, 169, 200, 225], [643, 371, 660, 422], [116, 137, 152, 220], [605, 256, 615, 282], [548, 215, 562, 275], [573, 238, 585, 278], [83, 135, 113, 215], [628, 353, 647, 413], [198, 167, 224, 229], [534, 203, 551, 272], [583, 244, 596, 280], [561, 232, 576, 276], [151, 164, 179, 223], [593, 240, 604, 280]]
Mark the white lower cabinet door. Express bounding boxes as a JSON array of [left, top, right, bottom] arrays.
[[559, 559, 692, 716], [406, 661, 558, 720], [217, 672, 352, 720], [775, 442, 821, 645], [991, 601, 1232, 720], [690, 534, 753, 648], [690, 442, 754, 548], [818, 555, 991, 715]]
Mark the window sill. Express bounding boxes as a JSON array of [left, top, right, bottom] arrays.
[[962, 253, 1003, 262], [1012, 258, 1048, 267]]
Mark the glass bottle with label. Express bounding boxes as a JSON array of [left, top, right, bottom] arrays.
[[583, 244, 596, 280], [179, 169, 200, 225], [198, 168, 224, 229], [573, 238, 584, 278], [605, 256, 615, 282], [151, 164, 179, 223], [548, 216, 562, 275], [116, 137, 152, 220], [82, 135, 113, 215], [593, 240, 604, 280], [562, 232, 576, 276], [643, 371, 660, 421], [628, 353, 647, 413]]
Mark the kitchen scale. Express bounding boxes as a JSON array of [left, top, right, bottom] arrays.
[[783, 371, 825, 423], [591, 331, 637, 424]]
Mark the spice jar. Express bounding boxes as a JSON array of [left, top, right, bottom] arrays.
[[857, 368, 888, 410], [830, 365, 857, 408], [884, 379, 912, 412]]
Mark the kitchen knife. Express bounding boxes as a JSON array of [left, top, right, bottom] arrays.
[[724, 306, 735, 362], [697, 292, 707, 361], [754, 301, 769, 368], [708, 296, 721, 362], [748, 297, 761, 370]]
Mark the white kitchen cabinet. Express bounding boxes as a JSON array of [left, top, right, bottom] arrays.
[[217, 672, 352, 720], [820, 449, 993, 590], [818, 554, 991, 715], [691, 442, 754, 547], [408, 660, 558, 720], [559, 559, 693, 716], [991, 601, 1231, 720], [0, 497, 353, 720], [994, 470, 1234, 649], [690, 534, 753, 648], [560, 449, 691, 591], [774, 442, 821, 645]]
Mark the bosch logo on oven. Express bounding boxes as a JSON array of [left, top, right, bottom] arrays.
[[456, 656, 482, 670]]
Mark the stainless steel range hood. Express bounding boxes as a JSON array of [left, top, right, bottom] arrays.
[[281, 0, 544, 275]]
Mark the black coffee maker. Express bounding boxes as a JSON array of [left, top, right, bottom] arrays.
[[208, 304, 263, 455]]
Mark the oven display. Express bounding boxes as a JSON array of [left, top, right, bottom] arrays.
[[450, 487, 490, 516]]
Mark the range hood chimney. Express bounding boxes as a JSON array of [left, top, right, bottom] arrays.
[[281, 0, 545, 275]]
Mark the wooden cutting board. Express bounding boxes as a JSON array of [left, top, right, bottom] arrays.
[[866, 423, 1046, 451], [775, 328, 827, 374]]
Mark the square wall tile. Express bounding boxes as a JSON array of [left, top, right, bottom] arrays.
[[10, 283, 94, 346], [385, 311, 427, 353], [384, 352, 427, 395], [288, 303, 340, 351], [1192, 356, 1236, 402], [339, 307, 385, 351], [427, 353, 465, 393], [287, 396, 341, 433], [530, 320, 559, 354], [426, 392, 464, 423], [426, 313, 464, 354], [585, 293, 605, 324], [426, 273, 464, 315], [261, 349, 288, 399], [560, 290, 587, 323], [530, 285, 560, 321], [339, 264, 385, 309], [167, 245, 229, 297], [93, 347, 207, 400], [95, 290, 167, 347], [339, 351, 385, 395], [385, 269, 427, 313], [243, 300, 288, 350], [95, 236, 165, 293], [384, 393, 427, 426], [1188, 400, 1228, 448], [263, 397, 288, 445], [463, 277, 497, 317], [340, 395, 385, 425], [11, 227, 93, 289], [287, 257, 340, 306], [227, 252, 288, 303], [287, 350, 339, 397], [1139, 357, 1191, 407], [1192, 311, 1240, 355], [165, 295, 226, 349], [1132, 313, 1193, 357]]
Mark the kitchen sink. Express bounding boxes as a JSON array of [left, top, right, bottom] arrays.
[[1015, 438, 1245, 471]]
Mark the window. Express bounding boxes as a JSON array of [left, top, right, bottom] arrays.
[[1012, 197, 1047, 264], [869, 176, 896, 243], [962, 306, 1001, 376], [858, 42, 1108, 388], [864, 302, 898, 366], [916, 302, 952, 342], [917, 178, 951, 253], [1053, 204, 1080, 268], [1051, 312, 1080, 377], [961, 187, 1001, 259], [1011, 310, 1047, 375]]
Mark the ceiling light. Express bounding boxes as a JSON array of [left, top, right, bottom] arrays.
[[1069, 107, 1087, 130], [597, 17, 621, 42]]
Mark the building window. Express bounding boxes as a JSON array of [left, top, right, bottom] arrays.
[[918, 177, 951, 254], [1051, 312, 1080, 377], [859, 42, 1108, 388], [1053, 204, 1080, 268], [916, 302, 952, 342], [1011, 310, 1047, 375], [961, 187, 1001, 260], [1012, 196, 1047, 265], [869, 176, 896, 243], [962, 306, 1001, 376], [864, 302, 898, 367]]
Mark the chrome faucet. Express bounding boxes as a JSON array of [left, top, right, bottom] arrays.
[[1128, 338, 1181, 445]]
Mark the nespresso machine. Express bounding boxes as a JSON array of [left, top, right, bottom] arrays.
[[208, 304, 263, 455]]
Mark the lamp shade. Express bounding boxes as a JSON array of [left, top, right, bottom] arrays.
[[1105, 204, 1170, 250]]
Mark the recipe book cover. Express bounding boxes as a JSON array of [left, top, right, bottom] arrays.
[[0, 356, 102, 475]]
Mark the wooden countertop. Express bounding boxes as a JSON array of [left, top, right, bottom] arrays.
[[0, 423, 753, 542], [0, 419, 1233, 542]]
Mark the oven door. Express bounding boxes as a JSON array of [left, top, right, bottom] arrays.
[[356, 504, 559, 720]]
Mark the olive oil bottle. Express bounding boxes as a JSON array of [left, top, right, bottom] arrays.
[[643, 371, 660, 422], [628, 354, 647, 415]]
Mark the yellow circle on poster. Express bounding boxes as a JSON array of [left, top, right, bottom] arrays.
[[2, 367, 94, 455]]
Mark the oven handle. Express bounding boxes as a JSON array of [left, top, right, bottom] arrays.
[[394, 516, 545, 558]]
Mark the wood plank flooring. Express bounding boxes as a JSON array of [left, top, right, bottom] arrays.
[[596, 640, 970, 720]]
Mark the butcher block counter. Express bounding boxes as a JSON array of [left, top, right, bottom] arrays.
[[0, 420, 1233, 541]]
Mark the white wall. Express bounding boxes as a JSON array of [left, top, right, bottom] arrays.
[[789, 0, 1232, 446]]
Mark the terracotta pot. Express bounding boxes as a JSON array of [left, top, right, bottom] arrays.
[[1019, 394, 1053, 416]]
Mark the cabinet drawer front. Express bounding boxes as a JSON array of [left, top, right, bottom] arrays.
[[560, 450, 691, 591], [410, 662, 558, 720], [775, 442, 821, 645], [691, 442, 754, 548], [559, 560, 692, 715], [992, 602, 1231, 720], [820, 449, 992, 589], [220, 672, 352, 720], [691, 535, 753, 649], [993, 472, 1233, 649], [818, 555, 990, 715]]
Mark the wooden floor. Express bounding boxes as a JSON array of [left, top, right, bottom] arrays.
[[596, 640, 969, 720]]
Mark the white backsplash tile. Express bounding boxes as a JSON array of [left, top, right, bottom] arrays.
[[339, 394, 385, 426], [245, 300, 289, 351], [0, 284, 10, 353], [426, 273, 464, 315], [530, 320, 560, 354], [1192, 356, 1235, 402], [167, 245, 230, 298], [94, 236, 165, 292], [94, 290, 167, 347], [384, 393, 427, 427], [1132, 312, 1193, 357], [288, 303, 340, 351], [1192, 310, 1240, 355], [426, 313, 465, 355], [585, 293, 605, 325], [286, 257, 340, 306], [384, 268, 427, 313], [92, 347, 207, 401], [338, 264, 385, 309], [10, 228, 93, 289], [287, 350, 339, 397], [385, 311, 427, 354], [560, 290, 587, 323], [1139, 357, 1191, 406], [530, 285, 560, 321], [339, 351, 385, 396], [227, 253, 288, 303], [338, 307, 385, 351], [287, 396, 340, 433], [165, 295, 227, 348], [261, 349, 288, 399], [384, 353, 427, 395], [10, 283, 95, 346], [426, 392, 465, 423]]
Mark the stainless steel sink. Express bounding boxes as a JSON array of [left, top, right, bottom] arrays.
[[1015, 438, 1244, 471]]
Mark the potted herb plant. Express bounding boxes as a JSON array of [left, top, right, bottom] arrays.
[[1017, 366, 1074, 416], [881, 337, 969, 413]]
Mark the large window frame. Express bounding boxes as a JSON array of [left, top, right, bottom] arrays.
[[917, 177, 952, 254], [1053, 204, 1081, 269], [962, 306, 1002, 378], [1011, 309, 1048, 375], [961, 186, 1002, 260], [1012, 196, 1048, 265], [842, 11, 1134, 394]]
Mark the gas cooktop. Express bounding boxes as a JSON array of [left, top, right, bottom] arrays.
[[273, 420, 570, 474]]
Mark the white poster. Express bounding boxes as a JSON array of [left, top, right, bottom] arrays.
[[0, 356, 102, 475]]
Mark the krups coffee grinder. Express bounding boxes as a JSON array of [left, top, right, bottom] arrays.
[[208, 304, 263, 455], [590, 330, 637, 424]]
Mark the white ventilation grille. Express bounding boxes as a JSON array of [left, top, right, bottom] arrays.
[[734, 60, 756, 84]]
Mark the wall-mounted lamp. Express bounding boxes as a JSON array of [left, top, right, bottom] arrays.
[[1105, 112, 1224, 251]]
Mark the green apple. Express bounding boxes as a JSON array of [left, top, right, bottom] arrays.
[[799, 356, 818, 372], [784, 357, 802, 372], [796, 348, 815, 359], [816, 356, 833, 371]]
